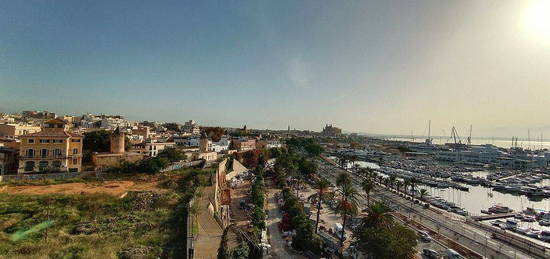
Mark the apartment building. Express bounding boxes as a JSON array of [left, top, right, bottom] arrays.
[[18, 119, 83, 173]]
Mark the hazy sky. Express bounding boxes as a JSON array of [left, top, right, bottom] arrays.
[[1, 0, 550, 138]]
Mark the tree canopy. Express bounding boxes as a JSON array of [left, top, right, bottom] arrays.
[[353, 202, 417, 259]]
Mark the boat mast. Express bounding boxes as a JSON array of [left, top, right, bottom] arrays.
[[427, 120, 432, 145], [467, 124, 472, 147], [528, 129, 531, 150]]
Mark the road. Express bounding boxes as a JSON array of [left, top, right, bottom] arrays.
[[316, 158, 544, 259]]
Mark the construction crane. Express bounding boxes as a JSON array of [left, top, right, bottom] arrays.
[[450, 126, 462, 145], [449, 126, 463, 162]]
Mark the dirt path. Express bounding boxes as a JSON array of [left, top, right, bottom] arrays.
[[2, 180, 163, 196]]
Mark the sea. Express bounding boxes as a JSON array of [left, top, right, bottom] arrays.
[[378, 136, 550, 150]]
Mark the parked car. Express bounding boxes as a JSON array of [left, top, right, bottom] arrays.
[[419, 231, 432, 242], [422, 248, 439, 259]]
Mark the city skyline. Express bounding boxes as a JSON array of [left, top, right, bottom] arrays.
[[2, 1, 550, 137]]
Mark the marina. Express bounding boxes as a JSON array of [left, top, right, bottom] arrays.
[[327, 155, 550, 245]]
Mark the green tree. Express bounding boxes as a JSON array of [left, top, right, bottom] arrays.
[[353, 202, 417, 259], [298, 158, 318, 176], [251, 206, 266, 230], [83, 130, 111, 152], [362, 202, 393, 228], [389, 175, 397, 190], [395, 181, 402, 195], [335, 181, 358, 251], [410, 178, 417, 201], [419, 189, 428, 203], [229, 241, 250, 259], [312, 178, 331, 233], [158, 147, 186, 162], [336, 172, 352, 187], [362, 178, 374, 207]]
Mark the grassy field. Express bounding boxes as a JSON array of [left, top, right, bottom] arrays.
[[0, 168, 213, 259]]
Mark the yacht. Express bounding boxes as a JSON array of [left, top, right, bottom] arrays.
[[539, 230, 550, 242], [488, 205, 512, 214], [505, 219, 519, 230], [526, 228, 541, 238], [523, 215, 536, 222], [515, 226, 529, 235]]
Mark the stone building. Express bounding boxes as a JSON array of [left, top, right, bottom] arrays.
[[91, 127, 144, 170], [322, 124, 342, 137]]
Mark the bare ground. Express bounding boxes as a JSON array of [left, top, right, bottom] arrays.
[[1, 180, 164, 196]]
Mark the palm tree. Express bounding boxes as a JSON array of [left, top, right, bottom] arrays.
[[312, 178, 331, 233], [349, 154, 358, 171], [389, 175, 397, 190], [358, 168, 372, 180], [363, 201, 393, 228], [403, 178, 411, 197], [377, 175, 384, 186], [419, 189, 428, 203], [336, 172, 352, 187], [395, 181, 402, 195], [384, 178, 391, 189], [338, 155, 349, 169], [336, 182, 359, 251], [362, 178, 374, 207], [410, 178, 417, 201]]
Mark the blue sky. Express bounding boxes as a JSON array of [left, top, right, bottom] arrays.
[[2, 1, 550, 137]]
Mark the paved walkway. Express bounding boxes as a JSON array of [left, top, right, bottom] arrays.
[[194, 186, 223, 259]]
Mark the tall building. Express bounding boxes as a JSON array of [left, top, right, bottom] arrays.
[[183, 120, 200, 135], [18, 119, 83, 173]]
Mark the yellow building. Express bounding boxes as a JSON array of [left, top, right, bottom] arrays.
[[18, 119, 83, 173]]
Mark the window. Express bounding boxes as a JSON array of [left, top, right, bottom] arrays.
[[72, 158, 78, 165], [72, 148, 78, 155], [71, 139, 81, 142], [39, 139, 50, 143], [53, 139, 63, 143], [27, 149, 35, 158], [38, 160, 48, 171], [24, 161, 35, 171], [28, 139, 34, 144], [41, 149, 48, 158], [52, 160, 62, 168], [54, 149, 62, 157]]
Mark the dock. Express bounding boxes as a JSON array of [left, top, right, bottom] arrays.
[[471, 213, 516, 221]]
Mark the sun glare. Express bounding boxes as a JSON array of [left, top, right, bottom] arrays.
[[522, 0, 550, 41]]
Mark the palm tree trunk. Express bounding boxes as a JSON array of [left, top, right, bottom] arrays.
[[340, 210, 347, 254], [367, 192, 370, 207], [315, 194, 322, 233]]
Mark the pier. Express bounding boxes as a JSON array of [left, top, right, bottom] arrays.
[[471, 213, 516, 221]]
